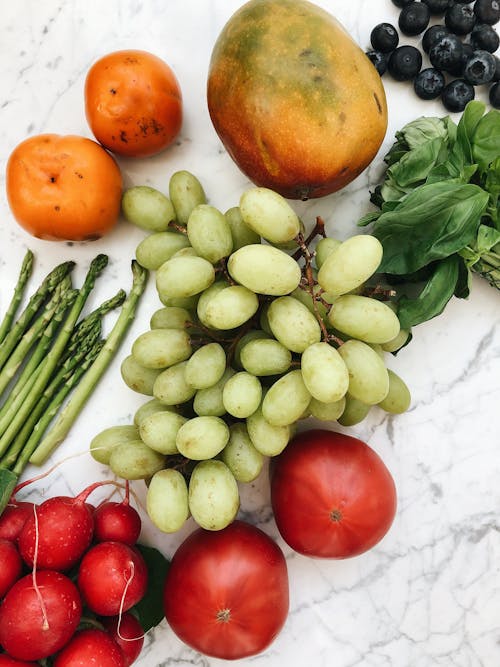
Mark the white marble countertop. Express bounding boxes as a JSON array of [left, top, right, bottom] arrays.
[[1, 1, 500, 666]]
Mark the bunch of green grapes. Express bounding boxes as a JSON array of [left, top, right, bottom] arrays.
[[91, 171, 411, 535]]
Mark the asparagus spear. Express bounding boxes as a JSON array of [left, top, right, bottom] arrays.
[[0, 250, 34, 345], [30, 260, 148, 465], [0, 260, 75, 372]]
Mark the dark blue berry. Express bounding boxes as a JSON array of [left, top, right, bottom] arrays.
[[445, 4, 476, 35], [463, 50, 496, 84], [370, 23, 399, 53], [448, 42, 474, 76], [492, 54, 500, 80], [429, 34, 465, 71], [489, 81, 500, 106], [474, 0, 500, 26], [422, 24, 450, 52], [399, 2, 431, 35], [366, 50, 389, 75], [441, 79, 475, 112], [422, 0, 451, 15], [388, 45, 423, 80], [470, 23, 500, 52], [392, 0, 413, 7], [414, 67, 446, 98]]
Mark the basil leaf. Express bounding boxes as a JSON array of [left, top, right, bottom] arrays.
[[0, 468, 18, 516], [387, 137, 444, 188], [373, 182, 489, 274], [472, 109, 500, 172], [397, 255, 460, 328], [133, 543, 170, 632], [455, 256, 471, 299], [456, 100, 486, 164]]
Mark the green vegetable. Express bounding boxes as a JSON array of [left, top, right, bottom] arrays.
[[360, 101, 500, 328]]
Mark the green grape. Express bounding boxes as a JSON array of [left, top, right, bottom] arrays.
[[108, 440, 166, 480], [168, 170, 207, 225], [187, 204, 233, 263], [131, 328, 192, 369], [136, 231, 190, 270], [156, 255, 215, 299], [246, 406, 291, 456], [150, 306, 193, 330], [121, 355, 163, 395], [262, 369, 311, 426], [90, 425, 140, 465], [122, 185, 175, 232], [338, 340, 389, 405], [317, 234, 383, 296], [328, 295, 401, 344], [196, 280, 228, 328], [222, 371, 262, 418], [233, 329, 270, 368], [309, 396, 346, 421], [133, 398, 178, 428], [290, 284, 330, 320], [158, 293, 200, 310], [203, 285, 259, 330], [382, 328, 411, 353], [273, 219, 305, 251], [188, 460, 240, 531], [239, 338, 291, 376], [300, 342, 349, 403], [337, 394, 371, 426], [239, 186, 300, 244], [220, 423, 264, 483], [193, 367, 235, 416], [314, 237, 341, 269], [139, 411, 188, 454], [153, 361, 197, 405], [147, 469, 190, 534], [171, 246, 198, 258], [378, 370, 411, 414], [227, 244, 301, 295], [176, 416, 230, 460], [225, 206, 261, 250], [369, 343, 386, 358], [267, 296, 321, 353], [259, 303, 273, 335], [185, 342, 227, 389]]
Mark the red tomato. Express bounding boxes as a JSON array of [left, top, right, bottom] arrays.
[[271, 429, 397, 559], [163, 520, 289, 660]]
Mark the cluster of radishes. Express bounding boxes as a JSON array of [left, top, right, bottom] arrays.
[[0, 481, 147, 666]]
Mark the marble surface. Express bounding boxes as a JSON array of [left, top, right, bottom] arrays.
[[1, 1, 500, 666]]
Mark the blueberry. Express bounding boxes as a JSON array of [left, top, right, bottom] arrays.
[[422, 24, 450, 52], [489, 80, 500, 106], [448, 42, 474, 76], [414, 67, 446, 98], [474, 0, 500, 26], [429, 34, 465, 71], [463, 50, 496, 84], [392, 0, 413, 7], [388, 45, 423, 80], [399, 2, 431, 35], [370, 23, 399, 53], [366, 50, 389, 75], [470, 23, 500, 51], [445, 4, 476, 34], [422, 0, 451, 15], [492, 54, 500, 80], [441, 79, 475, 111]]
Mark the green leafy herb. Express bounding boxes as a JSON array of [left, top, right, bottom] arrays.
[[133, 543, 170, 632]]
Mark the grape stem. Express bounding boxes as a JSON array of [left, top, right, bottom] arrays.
[[167, 221, 188, 235]]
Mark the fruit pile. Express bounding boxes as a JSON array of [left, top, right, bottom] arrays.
[[90, 171, 411, 536], [366, 0, 500, 110], [0, 481, 157, 666]]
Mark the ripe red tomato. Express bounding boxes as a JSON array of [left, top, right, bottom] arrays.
[[271, 429, 397, 559], [163, 520, 289, 660]]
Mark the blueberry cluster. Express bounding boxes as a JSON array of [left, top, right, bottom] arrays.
[[366, 0, 500, 111]]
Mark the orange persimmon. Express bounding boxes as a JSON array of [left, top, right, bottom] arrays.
[[84, 49, 183, 158], [6, 134, 123, 241]]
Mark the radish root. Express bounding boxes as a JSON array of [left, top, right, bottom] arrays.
[[31, 504, 50, 631]]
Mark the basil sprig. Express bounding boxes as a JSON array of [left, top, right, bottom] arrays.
[[360, 101, 500, 329]]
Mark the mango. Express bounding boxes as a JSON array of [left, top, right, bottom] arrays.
[[207, 0, 388, 200]]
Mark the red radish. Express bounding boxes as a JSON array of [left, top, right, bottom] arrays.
[[102, 612, 144, 666], [77, 541, 148, 616], [18, 496, 94, 571], [0, 538, 23, 598], [0, 501, 36, 542], [0, 570, 82, 661], [93, 501, 141, 546], [52, 628, 125, 667], [0, 656, 38, 666]]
